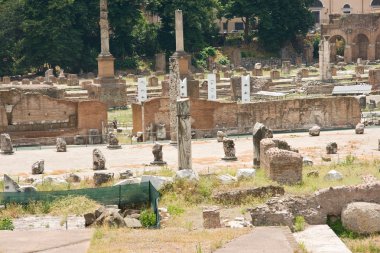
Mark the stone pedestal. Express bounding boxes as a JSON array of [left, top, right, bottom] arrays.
[[281, 61, 291, 74], [187, 79, 200, 99], [222, 139, 237, 161], [203, 208, 221, 229], [270, 70, 280, 80], [87, 77, 127, 108], [155, 53, 166, 73], [161, 80, 169, 97], [177, 98, 192, 170], [150, 142, 167, 166], [230, 76, 242, 101], [252, 69, 263, 76], [97, 55, 115, 78], [368, 69, 380, 90], [355, 65, 365, 75]]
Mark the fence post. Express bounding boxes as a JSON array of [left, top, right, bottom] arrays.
[[118, 185, 121, 208]]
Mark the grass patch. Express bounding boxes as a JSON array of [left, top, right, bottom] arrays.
[[0, 180, 3, 192], [167, 205, 185, 216], [0, 217, 14, 230], [344, 237, 380, 253], [294, 216, 305, 232], [143, 167, 175, 177], [108, 108, 133, 126]]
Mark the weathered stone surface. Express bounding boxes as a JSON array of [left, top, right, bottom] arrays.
[[84, 213, 96, 227], [150, 142, 167, 165], [32, 160, 44, 174], [307, 170, 319, 178], [141, 175, 173, 190], [93, 172, 114, 186], [326, 142, 338, 154], [66, 173, 81, 183], [156, 123, 167, 140], [56, 138, 67, 152], [0, 133, 14, 154], [309, 126, 321, 136], [74, 135, 86, 145], [324, 170, 343, 181], [252, 123, 273, 166], [3, 175, 35, 193], [93, 149, 106, 170], [203, 208, 221, 229], [177, 98, 192, 170], [175, 169, 199, 181], [113, 178, 141, 186], [89, 129, 102, 144], [107, 132, 121, 149], [303, 157, 313, 166], [236, 169, 256, 180], [342, 202, 380, 234], [355, 123, 365, 134], [96, 208, 126, 228], [124, 217, 142, 228], [264, 148, 303, 184], [217, 131, 226, 143], [119, 169, 133, 179], [222, 138, 237, 161], [217, 174, 237, 184], [212, 186, 285, 204]]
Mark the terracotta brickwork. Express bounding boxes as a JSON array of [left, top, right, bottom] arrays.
[[132, 97, 360, 137]]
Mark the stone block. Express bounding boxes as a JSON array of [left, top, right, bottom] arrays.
[[203, 208, 221, 229], [270, 70, 280, 80]]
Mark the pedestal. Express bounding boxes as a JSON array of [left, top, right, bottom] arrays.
[[97, 55, 115, 78]]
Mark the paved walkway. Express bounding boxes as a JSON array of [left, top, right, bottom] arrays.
[[215, 227, 299, 253], [1, 128, 380, 177], [0, 229, 92, 253], [294, 225, 352, 253]]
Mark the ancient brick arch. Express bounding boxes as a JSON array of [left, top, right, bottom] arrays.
[[321, 14, 380, 62], [329, 34, 346, 62]]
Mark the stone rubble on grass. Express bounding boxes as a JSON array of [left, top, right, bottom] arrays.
[[66, 173, 81, 183], [217, 174, 237, 184], [93, 172, 114, 186], [342, 202, 380, 234], [326, 142, 338, 154], [324, 170, 343, 181], [119, 169, 133, 179], [303, 157, 314, 166], [307, 170, 319, 178], [113, 177, 141, 186], [175, 169, 199, 182], [3, 174, 36, 193], [33, 176, 67, 186], [223, 217, 252, 228], [236, 169, 256, 180], [93, 149, 106, 170]]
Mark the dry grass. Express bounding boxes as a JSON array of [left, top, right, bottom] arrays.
[[88, 227, 251, 253], [343, 235, 380, 253]]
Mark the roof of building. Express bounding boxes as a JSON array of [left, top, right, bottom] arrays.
[[332, 85, 372, 95]]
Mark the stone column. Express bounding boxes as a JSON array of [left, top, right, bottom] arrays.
[[175, 10, 184, 52], [169, 57, 180, 144], [177, 98, 192, 170], [97, 0, 114, 78], [344, 44, 352, 63], [319, 35, 332, 81]]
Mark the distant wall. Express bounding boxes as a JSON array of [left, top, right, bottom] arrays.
[[132, 97, 361, 137]]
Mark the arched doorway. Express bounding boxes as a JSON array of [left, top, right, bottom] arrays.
[[329, 35, 346, 62], [353, 34, 369, 60]]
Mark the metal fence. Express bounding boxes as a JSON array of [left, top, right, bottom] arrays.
[[0, 181, 160, 227]]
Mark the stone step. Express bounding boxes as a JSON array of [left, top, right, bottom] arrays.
[[293, 225, 352, 253], [214, 226, 300, 253]]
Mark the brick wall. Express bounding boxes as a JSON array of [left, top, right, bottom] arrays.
[[132, 96, 360, 137]]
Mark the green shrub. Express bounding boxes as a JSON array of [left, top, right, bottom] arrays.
[[0, 217, 14, 230], [327, 217, 361, 239], [218, 56, 230, 66], [139, 209, 156, 228], [294, 216, 305, 232]]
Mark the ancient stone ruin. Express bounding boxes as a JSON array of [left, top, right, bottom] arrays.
[[252, 123, 273, 166], [0, 133, 14, 154], [93, 172, 114, 186], [355, 123, 365, 134], [56, 138, 67, 152], [203, 208, 221, 229], [309, 125, 321, 136], [217, 131, 226, 142], [93, 149, 106, 170], [31, 160, 45, 175], [260, 139, 302, 184], [222, 138, 237, 161], [150, 142, 167, 166], [326, 142, 338, 154], [107, 132, 121, 149], [3, 174, 36, 193]]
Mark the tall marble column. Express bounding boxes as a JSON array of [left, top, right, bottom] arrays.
[[169, 57, 180, 144], [177, 98, 192, 170]]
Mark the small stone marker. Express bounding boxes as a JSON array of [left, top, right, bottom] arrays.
[[107, 132, 121, 149], [93, 149, 106, 170], [203, 207, 221, 229], [56, 137, 67, 152], [150, 142, 167, 166], [222, 139, 237, 161], [326, 142, 338, 154], [0, 133, 14, 154], [32, 160, 44, 174]]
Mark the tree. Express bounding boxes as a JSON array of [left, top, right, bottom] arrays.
[[220, 0, 259, 44], [0, 0, 25, 76], [256, 0, 314, 52], [147, 0, 220, 53]]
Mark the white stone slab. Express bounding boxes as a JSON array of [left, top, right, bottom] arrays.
[[137, 77, 147, 102], [208, 74, 217, 100]]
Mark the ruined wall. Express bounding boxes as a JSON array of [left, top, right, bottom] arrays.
[[77, 101, 108, 135], [132, 97, 361, 136], [12, 94, 76, 124]]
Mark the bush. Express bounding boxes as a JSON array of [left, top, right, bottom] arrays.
[[294, 216, 305, 232], [167, 205, 184, 216], [217, 56, 230, 66], [327, 216, 361, 239], [139, 209, 156, 228], [0, 217, 14, 230]]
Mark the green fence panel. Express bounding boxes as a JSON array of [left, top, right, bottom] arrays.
[[0, 181, 160, 226]]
